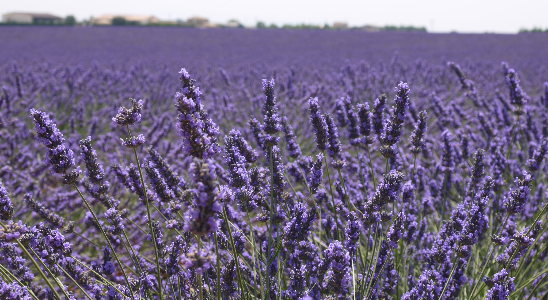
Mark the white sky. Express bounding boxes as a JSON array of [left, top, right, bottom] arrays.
[[2, 0, 547, 33]]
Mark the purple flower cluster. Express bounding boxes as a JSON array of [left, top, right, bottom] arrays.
[[30, 109, 80, 184], [1, 40, 548, 299], [112, 98, 143, 126], [309, 98, 329, 152], [0, 181, 14, 221], [175, 68, 220, 159]]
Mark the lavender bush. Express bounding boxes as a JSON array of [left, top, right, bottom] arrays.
[[1, 29, 548, 300]]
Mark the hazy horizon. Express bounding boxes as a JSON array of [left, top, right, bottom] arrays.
[[2, 0, 548, 33]]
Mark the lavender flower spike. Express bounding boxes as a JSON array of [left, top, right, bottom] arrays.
[[120, 134, 146, 149], [112, 98, 143, 126], [78, 136, 105, 184], [387, 212, 405, 248], [261, 78, 281, 134], [309, 97, 329, 151], [175, 68, 220, 159], [30, 109, 80, 184], [184, 159, 221, 235], [0, 181, 14, 220], [380, 82, 411, 157], [356, 102, 373, 145], [526, 139, 548, 173], [504, 66, 528, 115], [484, 269, 515, 300], [410, 110, 427, 155], [325, 114, 342, 158], [281, 117, 302, 159], [309, 153, 324, 194], [504, 171, 533, 214], [373, 94, 388, 137]]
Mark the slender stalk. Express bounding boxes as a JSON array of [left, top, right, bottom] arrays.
[[337, 168, 360, 213], [246, 210, 263, 299], [214, 232, 222, 300], [27, 247, 72, 300], [441, 172, 449, 224], [513, 204, 548, 279], [122, 230, 144, 273], [196, 236, 204, 300], [0, 221, 63, 300], [0, 263, 13, 283], [525, 273, 548, 300], [365, 249, 390, 300], [73, 184, 135, 299], [323, 151, 340, 239], [58, 266, 94, 300], [468, 246, 495, 298], [222, 206, 247, 300], [70, 255, 127, 295], [470, 208, 538, 300], [266, 146, 274, 299], [352, 260, 357, 300], [366, 144, 377, 189], [354, 148, 368, 197], [438, 256, 459, 300], [0, 264, 40, 300], [513, 268, 548, 297], [126, 125, 163, 300], [411, 155, 417, 180], [517, 221, 548, 287]]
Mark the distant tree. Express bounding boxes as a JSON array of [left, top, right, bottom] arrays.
[[381, 25, 427, 32], [65, 15, 76, 25], [228, 19, 244, 28], [257, 21, 266, 28], [268, 23, 278, 29], [112, 17, 126, 26]]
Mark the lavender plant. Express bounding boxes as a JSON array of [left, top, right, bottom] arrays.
[[2, 46, 548, 300]]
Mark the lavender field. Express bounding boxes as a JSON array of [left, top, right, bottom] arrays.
[[1, 27, 548, 300]]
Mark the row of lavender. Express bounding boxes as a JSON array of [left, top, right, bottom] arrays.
[[0, 58, 548, 300]]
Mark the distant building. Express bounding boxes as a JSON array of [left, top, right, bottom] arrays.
[[91, 14, 160, 25], [187, 16, 211, 28], [333, 22, 349, 29], [2, 12, 63, 24]]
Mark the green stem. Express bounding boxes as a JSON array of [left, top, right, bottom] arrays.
[[365, 249, 390, 300], [323, 151, 340, 239], [73, 184, 136, 299], [354, 147, 368, 197], [468, 246, 494, 299], [214, 232, 221, 300], [266, 146, 274, 299], [438, 256, 459, 300], [58, 265, 94, 300], [70, 255, 127, 295], [27, 247, 73, 300], [517, 220, 548, 288], [441, 172, 449, 225], [0, 222, 62, 300], [525, 272, 548, 300], [366, 144, 377, 189], [411, 155, 417, 180], [222, 206, 247, 300], [196, 236, 204, 300], [127, 125, 163, 300], [246, 210, 263, 299], [0, 264, 40, 300], [513, 204, 548, 280]]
